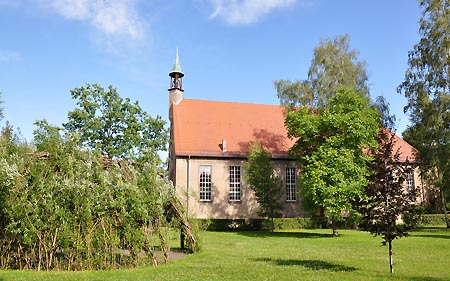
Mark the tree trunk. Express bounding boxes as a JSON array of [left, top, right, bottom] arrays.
[[271, 216, 275, 232], [270, 209, 275, 232], [170, 199, 197, 252], [389, 240, 394, 274], [440, 187, 450, 228], [332, 227, 339, 236], [331, 218, 339, 236], [37, 243, 42, 271]]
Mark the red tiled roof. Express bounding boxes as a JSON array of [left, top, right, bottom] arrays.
[[171, 99, 295, 158], [386, 128, 418, 162], [171, 99, 417, 161]]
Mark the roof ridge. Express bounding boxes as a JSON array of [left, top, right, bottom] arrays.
[[181, 98, 283, 107]]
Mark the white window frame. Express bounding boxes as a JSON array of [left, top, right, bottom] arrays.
[[406, 169, 415, 199], [229, 166, 241, 202], [199, 165, 212, 202], [286, 167, 297, 202]]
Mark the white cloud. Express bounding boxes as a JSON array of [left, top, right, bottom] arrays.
[[0, 51, 21, 63], [47, 0, 91, 20], [207, 0, 297, 25], [92, 1, 143, 39], [44, 0, 145, 40]]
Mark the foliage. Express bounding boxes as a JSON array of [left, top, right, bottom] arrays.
[[397, 0, 450, 227], [273, 217, 326, 230], [359, 128, 419, 273], [372, 96, 397, 131], [275, 34, 370, 110], [286, 89, 379, 235], [245, 142, 283, 230], [418, 214, 448, 226], [194, 217, 331, 231], [64, 83, 168, 163], [195, 219, 264, 231], [0, 124, 190, 270]]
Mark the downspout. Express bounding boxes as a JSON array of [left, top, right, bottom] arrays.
[[420, 171, 425, 205], [187, 155, 191, 217], [180, 155, 191, 250]]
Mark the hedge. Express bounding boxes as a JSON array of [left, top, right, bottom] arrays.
[[194, 217, 331, 231], [194, 214, 448, 232], [418, 214, 447, 226]]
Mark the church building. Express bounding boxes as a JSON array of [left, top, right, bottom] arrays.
[[167, 50, 423, 219]]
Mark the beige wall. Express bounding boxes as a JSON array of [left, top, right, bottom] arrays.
[[173, 157, 304, 219], [171, 157, 427, 219], [410, 165, 427, 205]]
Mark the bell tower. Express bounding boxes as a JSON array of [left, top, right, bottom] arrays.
[[168, 48, 184, 105]]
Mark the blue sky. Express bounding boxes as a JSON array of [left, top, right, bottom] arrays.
[[0, 0, 421, 143]]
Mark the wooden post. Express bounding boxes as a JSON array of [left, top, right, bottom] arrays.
[[180, 227, 185, 250]]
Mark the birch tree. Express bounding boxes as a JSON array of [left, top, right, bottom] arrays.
[[397, 0, 450, 227]]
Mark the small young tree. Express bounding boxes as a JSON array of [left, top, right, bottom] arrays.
[[359, 128, 419, 274], [246, 142, 283, 231]]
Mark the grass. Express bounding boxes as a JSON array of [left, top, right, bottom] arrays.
[[1, 226, 449, 280]]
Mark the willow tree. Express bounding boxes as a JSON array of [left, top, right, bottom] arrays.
[[275, 34, 369, 110], [397, 0, 450, 227], [0, 122, 188, 270]]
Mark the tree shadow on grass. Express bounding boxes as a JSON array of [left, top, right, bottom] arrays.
[[411, 226, 450, 239], [411, 233, 450, 240], [415, 226, 449, 232], [409, 277, 449, 281], [253, 258, 358, 272], [236, 231, 335, 239]]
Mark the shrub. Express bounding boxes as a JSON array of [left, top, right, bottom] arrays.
[[195, 217, 332, 231], [274, 218, 314, 229], [418, 214, 447, 226], [0, 127, 193, 270], [198, 219, 264, 231]]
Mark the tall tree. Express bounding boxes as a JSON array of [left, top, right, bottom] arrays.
[[64, 83, 168, 163], [397, 0, 450, 227], [246, 142, 283, 231], [0, 92, 4, 121], [286, 89, 379, 235], [373, 96, 397, 131], [275, 34, 370, 110], [359, 129, 418, 274]]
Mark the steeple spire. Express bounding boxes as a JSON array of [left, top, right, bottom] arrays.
[[169, 47, 184, 92]]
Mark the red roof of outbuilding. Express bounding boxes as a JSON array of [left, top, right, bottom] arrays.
[[171, 98, 417, 161]]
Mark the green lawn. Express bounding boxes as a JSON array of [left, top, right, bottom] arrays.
[[1, 227, 449, 280]]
